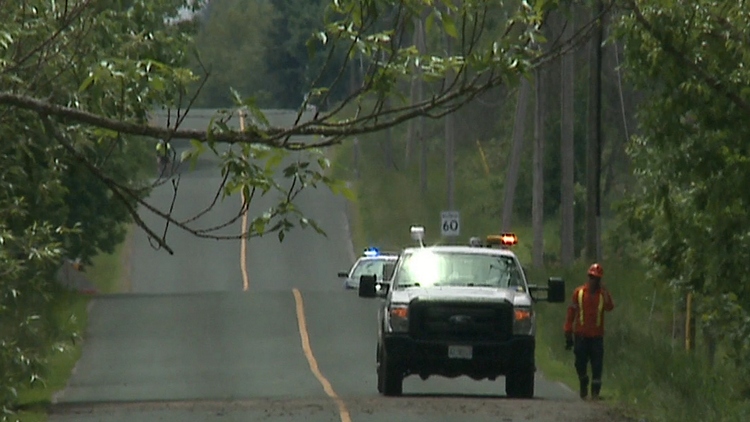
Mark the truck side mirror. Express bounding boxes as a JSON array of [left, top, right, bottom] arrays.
[[358, 274, 377, 298], [547, 277, 565, 303]]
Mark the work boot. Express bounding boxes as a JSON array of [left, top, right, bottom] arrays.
[[579, 376, 589, 399], [591, 379, 602, 400]]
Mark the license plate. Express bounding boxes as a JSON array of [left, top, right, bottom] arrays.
[[448, 345, 473, 359]]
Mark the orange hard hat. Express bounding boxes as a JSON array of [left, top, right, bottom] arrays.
[[588, 263, 603, 278]]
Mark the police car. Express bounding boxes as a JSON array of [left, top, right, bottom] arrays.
[[338, 247, 399, 290], [358, 226, 565, 398]]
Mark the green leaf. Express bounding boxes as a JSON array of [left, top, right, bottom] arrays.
[[265, 150, 285, 172], [442, 13, 458, 39], [425, 12, 435, 36], [245, 101, 270, 129], [78, 75, 96, 92]]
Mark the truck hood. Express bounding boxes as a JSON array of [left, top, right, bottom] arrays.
[[390, 286, 531, 307]]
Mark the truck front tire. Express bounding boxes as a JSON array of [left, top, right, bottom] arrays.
[[505, 368, 535, 399], [377, 347, 403, 396]]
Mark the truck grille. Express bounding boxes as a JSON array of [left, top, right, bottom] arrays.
[[408, 300, 513, 342]]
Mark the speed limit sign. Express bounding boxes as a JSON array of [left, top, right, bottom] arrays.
[[441, 211, 460, 237]]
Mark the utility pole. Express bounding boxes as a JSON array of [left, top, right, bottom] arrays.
[[532, 66, 545, 269], [560, 9, 576, 267], [501, 80, 530, 232], [445, 34, 455, 210], [585, 0, 603, 263]]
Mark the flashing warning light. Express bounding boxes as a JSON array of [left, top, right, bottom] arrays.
[[486, 233, 518, 247], [363, 247, 380, 257]]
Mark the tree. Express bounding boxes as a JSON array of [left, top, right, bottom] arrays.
[[262, 0, 346, 109], [191, 0, 277, 107], [0, 0, 201, 410], [501, 80, 531, 232], [405, 11, 427, 180], [532, 62, 546, 268], [560, 7, 576, 267], [615, 0, 750, 375]]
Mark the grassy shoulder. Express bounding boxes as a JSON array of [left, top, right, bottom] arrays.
[[13, 292, 89, 422], [12, 227, 132, 421], [84, 225, 133, 294], [332, 138, 750, 422]]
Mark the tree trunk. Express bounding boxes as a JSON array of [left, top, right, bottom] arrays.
[[417, 17, 427, 195], [445, 111, 455, 209], [704, 329, 717, 367], [349, 55, 358, 96], [353, 137, 361, 179], [444, 31, 455, 209], [501, 80, 531, 232], [560, 12, 576, 266], [383, 97, 395, 170], [585, 0, 603, 263], [532, 67, 545, 269], [406, 14, 426, 170], [420, 122, 427, 195]]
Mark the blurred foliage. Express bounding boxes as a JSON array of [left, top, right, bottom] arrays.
[[0, 0, 196, 414], [191, 0, 278, 107], [614, 0, 750, 391]]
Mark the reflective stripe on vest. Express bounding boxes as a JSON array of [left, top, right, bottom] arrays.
[[577, 288, 604, 327]]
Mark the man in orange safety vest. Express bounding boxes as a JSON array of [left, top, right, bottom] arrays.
[[563, 263, 615, 400]]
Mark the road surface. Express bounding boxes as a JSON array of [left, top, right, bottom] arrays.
[[49, 110, 623, 422]]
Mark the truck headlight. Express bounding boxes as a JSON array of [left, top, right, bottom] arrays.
[[388, 304, 409, 332], [513, 306, 534, 335]]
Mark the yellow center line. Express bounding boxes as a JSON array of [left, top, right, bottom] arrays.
[[240, 199, 250, 292], [239, 110, 250, 292], [292, 288, 352, 422]]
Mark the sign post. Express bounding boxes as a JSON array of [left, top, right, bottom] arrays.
[[440, 211, 460, 237]]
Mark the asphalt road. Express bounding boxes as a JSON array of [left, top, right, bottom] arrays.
[[49, 112, 619, 422]]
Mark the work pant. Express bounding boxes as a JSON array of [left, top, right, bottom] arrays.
[[574, 335, 604, 395]]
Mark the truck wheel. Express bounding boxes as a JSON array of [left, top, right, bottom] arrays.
[[377, 350, 403, 396], [376, 345, 383, 393], [505, 369, 534, 399]]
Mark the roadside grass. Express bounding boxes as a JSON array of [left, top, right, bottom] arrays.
[[13, 291, 89, 422], [531, 259, 750, 422], [333, 135, 750, 422], [84, 225, 132, 294]]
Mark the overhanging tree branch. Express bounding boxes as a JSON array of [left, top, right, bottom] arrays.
[[41, 116, 176, 254]]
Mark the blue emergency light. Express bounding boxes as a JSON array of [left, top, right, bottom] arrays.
[[363, 247, 380, 257]]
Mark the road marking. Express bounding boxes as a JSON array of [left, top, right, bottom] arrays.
[[292, 288, 352, 422], [239, 110, 250, 292], [240, 200, 250, 291]]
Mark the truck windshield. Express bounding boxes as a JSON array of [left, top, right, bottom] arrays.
[[393, 250, 524, 290]]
